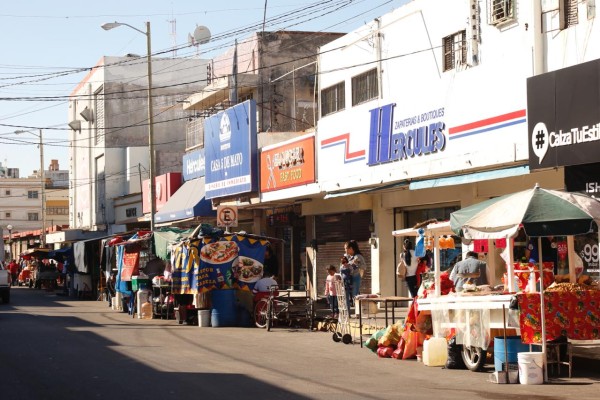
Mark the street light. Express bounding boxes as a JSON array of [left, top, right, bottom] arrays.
[[101, 21, 156, 231], [14, 129, 45, 247]]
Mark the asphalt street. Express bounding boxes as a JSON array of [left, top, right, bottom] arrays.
[[1, 287, 599, 400]]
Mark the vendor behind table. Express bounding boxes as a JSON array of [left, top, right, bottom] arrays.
[[450, 251, 488, 291]]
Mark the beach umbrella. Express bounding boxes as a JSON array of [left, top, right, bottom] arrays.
[[450, 184, 600, 239]]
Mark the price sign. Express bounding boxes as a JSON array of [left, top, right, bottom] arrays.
[[217, 205, 238, 228]]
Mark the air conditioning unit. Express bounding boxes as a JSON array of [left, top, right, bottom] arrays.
[[80, 107, 94, 122], [68, 120, 82, 132]]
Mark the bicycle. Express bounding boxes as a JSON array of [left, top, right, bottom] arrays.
[[254, 285, 313, 331]]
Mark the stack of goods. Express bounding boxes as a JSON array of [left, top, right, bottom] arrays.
[[502, 262, 554, 292], [421, 271, 454, 298]]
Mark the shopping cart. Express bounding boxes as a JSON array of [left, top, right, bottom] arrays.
[[332, 279, 353, 344]]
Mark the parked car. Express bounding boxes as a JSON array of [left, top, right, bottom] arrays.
[[0, 264, 10, 303]]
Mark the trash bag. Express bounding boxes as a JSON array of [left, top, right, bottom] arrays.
[[445, 336, 467, 369]]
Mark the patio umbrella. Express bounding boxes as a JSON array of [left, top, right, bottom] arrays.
[[450, 184, 600, 240]]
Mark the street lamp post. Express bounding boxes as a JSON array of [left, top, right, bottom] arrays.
[[15, 129, 45, 247], [102, 21, 156, 231]]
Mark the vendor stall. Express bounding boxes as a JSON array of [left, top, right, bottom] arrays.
[[394, 185, 600, 378]]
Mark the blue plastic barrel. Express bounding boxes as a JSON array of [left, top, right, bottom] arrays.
[[210, 289, 237, 327], [494, 336, 529, 371]]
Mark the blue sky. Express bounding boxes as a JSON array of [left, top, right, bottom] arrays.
[[0, 0, 406, 176]]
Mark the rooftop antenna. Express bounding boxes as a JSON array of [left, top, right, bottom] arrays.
[[168, 18, 177, 57], [188, 25, 211, 57]]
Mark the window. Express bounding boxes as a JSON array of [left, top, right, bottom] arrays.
[[5, 189, 10, 196], [321, 82, 345, 116], [351, 69, 378, 106], [443, 30, 467, 72], [562, 0, 578, 29], [94, 86, 105, 146], [28, 190, 39, 199], [28, 213, 39, 221], [47, 207, 68, 215], [5, 212, 11, 218], [490, 0, 515, 25]]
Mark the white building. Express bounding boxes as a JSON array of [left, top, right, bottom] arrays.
[[288, 0, 599, 297], [68, 55, 209, 233]]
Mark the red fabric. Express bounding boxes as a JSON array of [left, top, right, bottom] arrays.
[[517, 291, 600, 344], [8, 262, 19, 275]]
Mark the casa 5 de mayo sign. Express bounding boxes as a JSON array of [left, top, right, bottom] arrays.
[[204, 100, 258, 199]]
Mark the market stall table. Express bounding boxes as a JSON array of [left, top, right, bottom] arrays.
[[517, 290, 600, 343], [358, 296, 412, 348]]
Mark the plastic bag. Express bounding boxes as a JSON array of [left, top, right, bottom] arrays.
[[364, 328, 387, 352], [377, 346, 395, 358], [402, 327, 420, 360], [378, 322, 404, 347], [415, 228, 426, 258], [445, 336, 467, 369]]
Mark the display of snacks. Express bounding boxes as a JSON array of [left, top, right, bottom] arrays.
[[545, 282, 598, 292]]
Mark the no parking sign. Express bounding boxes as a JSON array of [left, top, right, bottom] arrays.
[[217, 205, 238, 228]]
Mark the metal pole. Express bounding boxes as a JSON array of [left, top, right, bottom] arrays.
[[146, 21, 156, 232], [40, 129, 46, 247]]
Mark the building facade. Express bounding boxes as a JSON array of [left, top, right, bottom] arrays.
[[68, 55, 210, 233]]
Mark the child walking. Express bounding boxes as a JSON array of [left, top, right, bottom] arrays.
[[324, 265, 340, 319]]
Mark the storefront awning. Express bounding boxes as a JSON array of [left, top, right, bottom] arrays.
[[155, 177, 216, 223], [408, 165, 529, 190]]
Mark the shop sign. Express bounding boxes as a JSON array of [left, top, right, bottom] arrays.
[[367, 103, 446, 166], [565, 162, 600, 197], [142, 172, 182, 214], [527, 58, 600, 171], [260, 135, 315, 192], [204, 100, 258, 199], [182, 148, 205, 181], [268, 212, 294, 227]]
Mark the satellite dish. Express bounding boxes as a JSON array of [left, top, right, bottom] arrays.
[[193, 25, 211, 45]]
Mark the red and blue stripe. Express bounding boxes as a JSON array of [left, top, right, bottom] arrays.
[[449, 109, 526, 140]]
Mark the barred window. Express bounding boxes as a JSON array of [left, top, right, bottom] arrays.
[[351, 69, 378, 106], [563, 0, 578, 28], [5, 212, 11, 218], [28, 190, 39, 199], [443, 30, 467, 72], [321, 82, 345, 116], [28, 213, 39, 221], [490, 0, 515, 25]]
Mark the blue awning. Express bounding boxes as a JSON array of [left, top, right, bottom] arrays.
[[409, 165, 529, 190], [155, 177, 215, 223]]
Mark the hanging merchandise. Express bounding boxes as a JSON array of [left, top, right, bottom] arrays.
[[415, 228, 426, 258], [425, 234, 434, 251]]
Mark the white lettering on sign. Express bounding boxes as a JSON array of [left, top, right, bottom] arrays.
[[533, 121, 600, 163], [186, 154, 205, 175], [210, 152, 243, 172]]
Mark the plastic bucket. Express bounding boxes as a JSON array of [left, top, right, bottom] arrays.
[[198, 310, 211, 327], [518, 352, 543, 385], [494, 336, 529, 372], [210, 289, 237, 327]]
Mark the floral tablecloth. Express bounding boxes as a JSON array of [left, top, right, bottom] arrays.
[[517, 291, 600, 344]]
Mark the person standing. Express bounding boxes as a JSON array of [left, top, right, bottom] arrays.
[[450, 251, 487, 292], [397, 239, 420, 298], [344, 240, 365, 300], [324, 265, 340, 318], [8, 259, 19, 286], [262, 245, 279, 279]]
